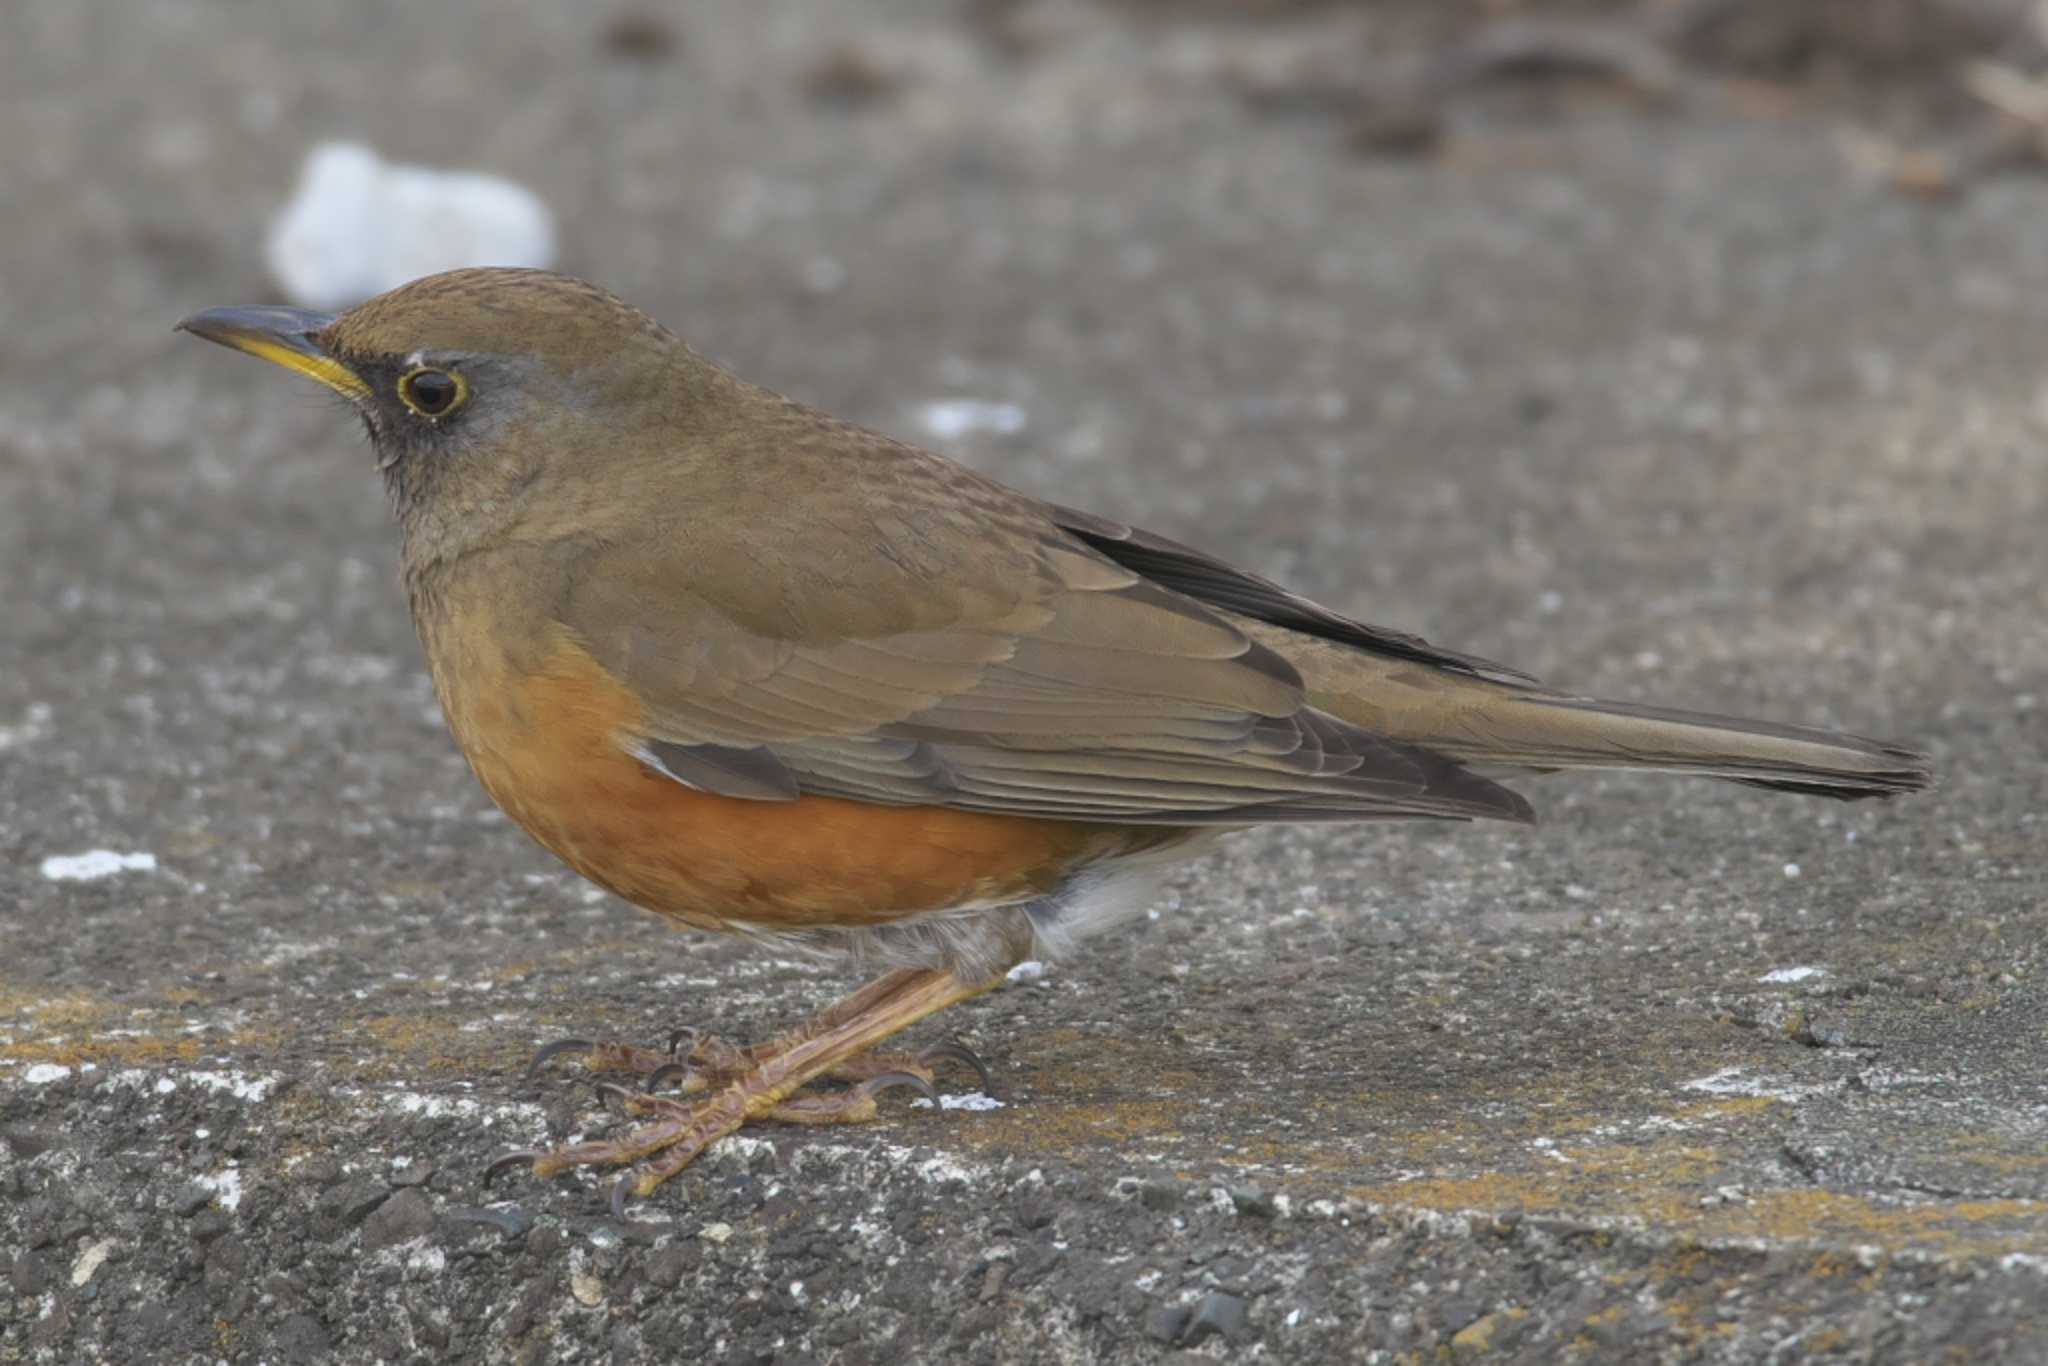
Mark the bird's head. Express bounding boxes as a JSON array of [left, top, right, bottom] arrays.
[[179, 267, 721, 571]]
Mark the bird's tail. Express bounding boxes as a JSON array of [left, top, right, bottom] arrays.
[[1422, 692, 1932, 801]]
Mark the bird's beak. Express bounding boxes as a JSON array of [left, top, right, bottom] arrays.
[[175, 305, 370, 402]]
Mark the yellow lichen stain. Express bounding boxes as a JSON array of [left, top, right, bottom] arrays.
[[1340, 1132, 2048, 1261], [351, 1013, 482, 1075], [1348, 1141, 1725, 1223], [1022, 1027, 1208, 1096], [949, 1097, 1197, 1154], [1823, 1249, 1896, 1283], [0, 986, 119, 1028], [2, 1035, 208, 1069], [1943, 1143, 2048, 1176], [0, 979, 293, 1072], [1723, 1190, 2048, 1253], [1450, 1306, 1527, 1354], [1807, 1325, 1848, 1354], [1668, 1096, 1779, 1121]]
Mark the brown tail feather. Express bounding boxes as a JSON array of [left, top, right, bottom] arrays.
[[1222, 616, 1931, 804], [1436, 694, 1932, 802]]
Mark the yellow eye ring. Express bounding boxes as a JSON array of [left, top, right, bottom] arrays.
[[397, 366, 468, 419]]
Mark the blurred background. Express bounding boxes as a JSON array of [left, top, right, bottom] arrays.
[[4, 2, 2046, 1362]]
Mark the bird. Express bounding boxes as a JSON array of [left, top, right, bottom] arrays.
[[179, 267, 1930, 1212]]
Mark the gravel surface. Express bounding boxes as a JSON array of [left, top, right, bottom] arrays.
[[3, 2, 2044, 1362]]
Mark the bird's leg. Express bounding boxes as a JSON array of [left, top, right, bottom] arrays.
[[651, 1032, 992, 1096], [524, 968, 993, 1096], [496, 967, 996, 1212]]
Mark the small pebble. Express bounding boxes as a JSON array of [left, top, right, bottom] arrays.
[[1145, 1302, 1191, 1344], [1228, 1186, 1277, 1218], [1138, 1179, 1182, 1212], [1184, 1292, 1249, 1345], [442, 1206, 533, 1240], [172, 1182, 216, 1216]]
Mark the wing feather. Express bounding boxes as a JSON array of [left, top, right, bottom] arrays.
[[554, 472, 1530, 825]]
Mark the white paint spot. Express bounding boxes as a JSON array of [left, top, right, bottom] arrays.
[[1683, 1067, 1761, 1095], [70, 1240, 116, 1287], [1782, 862, 1802, 879], [919, 399, 1027, 440], [393, 1092, 488, 1120], [910, 1092, 1005, 1112], [156, 1077, 178, 1095], [1006, 960, 1047, 983], [196, 1168, 244, 1212], [40, 850, 157, 882], [1851, 1066, 1951, 1092], [1759, 965, 1828, 984], [908, 1149, 980, 1185], [1681, 1067, 1826, 1102], [266, 142, 557, 312], [188, 1071, 278, 1102], [23, 1064, 71, 1085]]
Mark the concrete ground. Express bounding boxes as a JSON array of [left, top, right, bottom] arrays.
[[2, 2, 2044, 1362]]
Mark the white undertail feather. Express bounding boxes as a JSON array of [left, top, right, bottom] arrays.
[[731, 832, 1223, 981]]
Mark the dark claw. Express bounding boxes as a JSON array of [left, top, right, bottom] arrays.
[[610, 1174, 635, 1221], [483, 1150, 542, 1187], [863, 1069, 941, 1109], [594, 1082, 636, 1114], [665, 1025, 700, 1058], [643, 1061, 692, 1093], [918, 1039, 996, 1097], [524, 1038, 593, 1081]]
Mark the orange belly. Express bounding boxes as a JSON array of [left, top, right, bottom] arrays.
[[431, 629, 1111, 933]]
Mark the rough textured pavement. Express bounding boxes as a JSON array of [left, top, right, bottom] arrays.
[[3, 2, 2045, 1362]]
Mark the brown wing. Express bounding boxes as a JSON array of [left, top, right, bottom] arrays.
[[551, 441, 1529, 827]]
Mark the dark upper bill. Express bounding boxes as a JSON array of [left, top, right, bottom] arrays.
[[176, 305, 368, 401]]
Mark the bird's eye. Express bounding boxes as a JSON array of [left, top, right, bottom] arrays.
[[397, 366, 467, 419]]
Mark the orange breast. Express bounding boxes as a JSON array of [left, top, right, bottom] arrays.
[[429, 628, 1110, 933]]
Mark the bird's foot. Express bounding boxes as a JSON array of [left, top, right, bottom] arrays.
[[492, 967, 995, 1211], [524, 1027, 992, 1098], [486, 1069, 940, 1218]]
